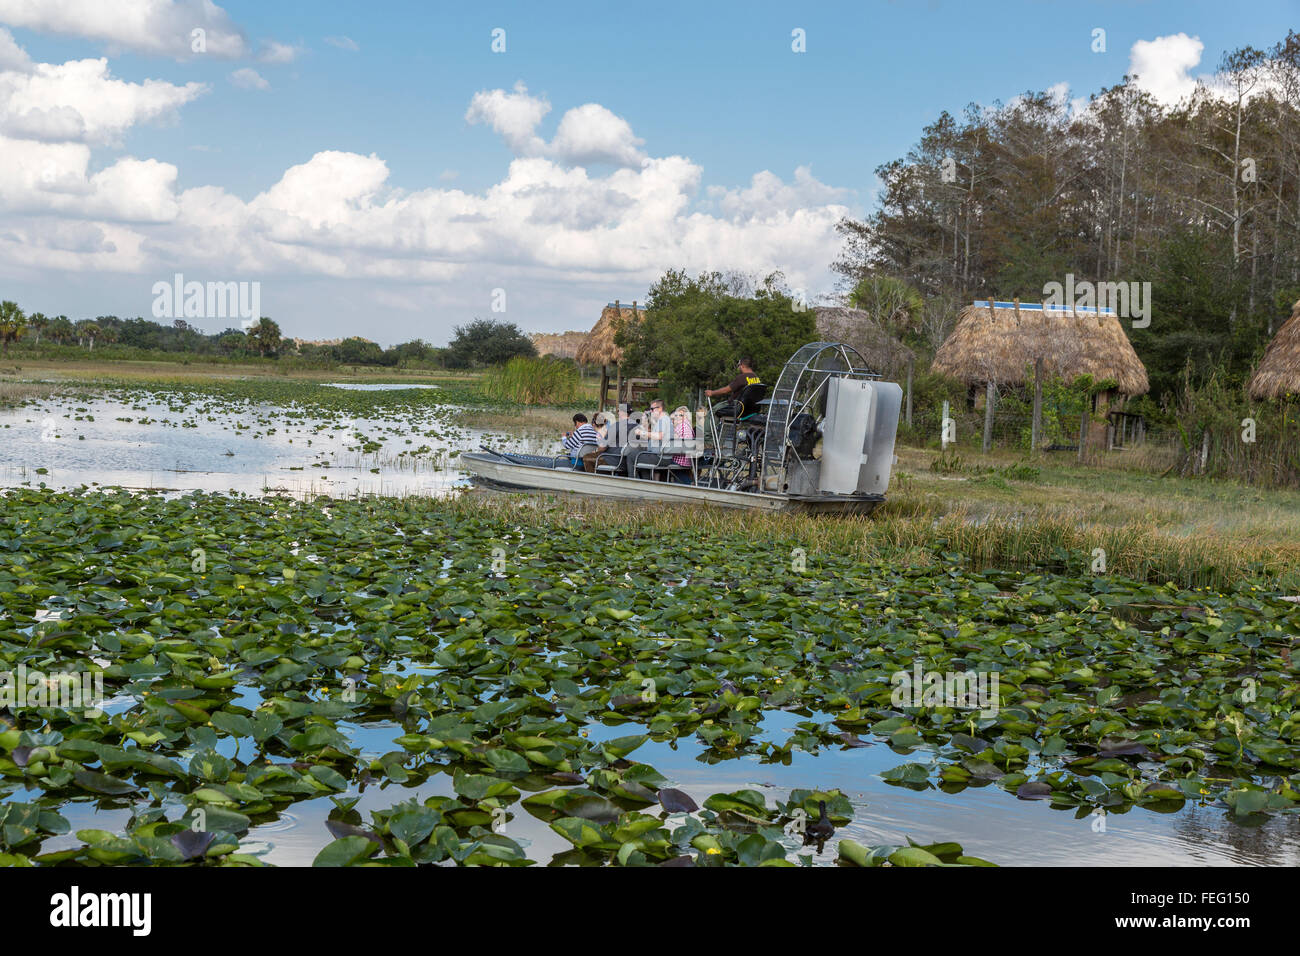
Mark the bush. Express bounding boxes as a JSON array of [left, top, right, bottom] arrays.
[[482, 356, 581, 404]]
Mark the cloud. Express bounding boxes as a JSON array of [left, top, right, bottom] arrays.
[[466, 82, 647, 168], [465, 82, 551, 157], [0, 56, 206, 144], [0, 134, 179, 222], [0, 25, 28, 71], [324, 35, 358, 52], [706, 166, 850, 218], [0, 0, 248, 59], [257, 41, 299, 64], [1129, 33, 1205, 107], [3, 68, 853, 336], [550, 103, 645, 167], [229, 68, 269, 91]]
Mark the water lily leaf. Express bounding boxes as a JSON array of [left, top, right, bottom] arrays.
[[73, 770, 137, 795], [313, 835, 381, 867], [658, 788, 698, 813], [888, 846, 943, 867], [1016, 781, 1054, 800]]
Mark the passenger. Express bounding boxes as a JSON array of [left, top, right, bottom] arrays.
[[593, 404, 636, 475], [581, 412, 609, 473], [561, 413, 600, 467], [705, 357, 761, 418], [668, 405, 696, 484], [633, 399, 671, 480]]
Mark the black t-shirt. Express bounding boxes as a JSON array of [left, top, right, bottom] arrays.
[[728, 371, 761, 396]]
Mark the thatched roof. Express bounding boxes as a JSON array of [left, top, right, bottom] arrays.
[[813, 307, 915, 373], [575, 301, 644, 366], [932, 302, 1149, 396], [1249, 300, 1300, 400], [531, 330, 588, 360]]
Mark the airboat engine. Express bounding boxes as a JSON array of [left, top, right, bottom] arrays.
[[759, 342, 902, 500], [818, 377, 902, 495]]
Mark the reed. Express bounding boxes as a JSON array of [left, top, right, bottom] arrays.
[[430, 491, 1300, 592], [481, 356, 581, 405]]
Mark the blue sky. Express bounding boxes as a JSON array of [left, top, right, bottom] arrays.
[[1, 1, 1296, 345]]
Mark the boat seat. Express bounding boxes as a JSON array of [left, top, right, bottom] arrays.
[[569, 443, 600, 469], [594, 447, 628, 475], [634, 449, 692, 482]]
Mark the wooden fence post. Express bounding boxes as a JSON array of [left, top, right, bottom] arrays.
[[982, 382, 996, 454], [1078, 408, 1089, 463], [941, 400, 951, 450], [905, 358, 914, 428], [1031, 358, 1043, 451]]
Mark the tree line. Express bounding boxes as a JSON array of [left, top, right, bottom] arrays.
[[832, 30, 1300, 405], [0, 304, 539, 370]]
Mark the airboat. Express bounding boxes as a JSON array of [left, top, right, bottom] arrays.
[[461, 342, 902, 513]]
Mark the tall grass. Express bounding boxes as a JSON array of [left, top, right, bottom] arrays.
[[482, 356, 581, 405], [428, 492, 1300, 593]]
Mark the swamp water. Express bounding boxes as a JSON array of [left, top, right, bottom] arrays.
[[2, 384, 1297, 866]]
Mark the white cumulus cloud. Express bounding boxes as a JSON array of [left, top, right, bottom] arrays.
[[1129, 33, 1206, 107], [0, 0, 248, 59], [0, 55, 206, 144], [229, 68, 268, 91]]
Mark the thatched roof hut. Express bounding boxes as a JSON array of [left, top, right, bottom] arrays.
[[932, 301, 1149, 396], [575, 300, 644, 367], [1248, 299, 1300, 400], [813, 306, 915, 374]]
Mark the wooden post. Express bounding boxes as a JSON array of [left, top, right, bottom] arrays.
[[1031, 357, 1043, 451], [1078, 408, 1089, 463], [982, 382, 995, 454], [1199, 428, 1210, 474], [598, 364, 609, 413], [905, 358, 914, 428], [941, 400, 951, 450], [615, 366, 624, 409]]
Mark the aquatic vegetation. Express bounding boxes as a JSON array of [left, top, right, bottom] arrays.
[[1, 488, 1296, 866], [481, 356, 581, 405]]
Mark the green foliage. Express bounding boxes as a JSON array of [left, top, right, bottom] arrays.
[[482, 355, 581, 405], [445, 318, 536, 369], [244, 317, 281, 358], [0, 300, 26, 356], [2, 487, 1298, 865], [618, 269, 815, 400]]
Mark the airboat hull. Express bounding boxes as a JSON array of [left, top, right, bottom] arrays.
[[460, 453, 884, 514]]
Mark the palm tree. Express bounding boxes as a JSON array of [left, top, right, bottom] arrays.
[[848, 275, 925, 341], [0, 301, 26, 356], [28, 312, 49, 345], [75, 319, 98, 349], [48, 316, 74, 345], [246, 317, 282, 358]]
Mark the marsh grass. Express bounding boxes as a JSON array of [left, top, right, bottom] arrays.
[[482, 356, 581, 405], [436, 489, 1300, 592], [0, 381, 57, 407], [453, 405, 577, 434]]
